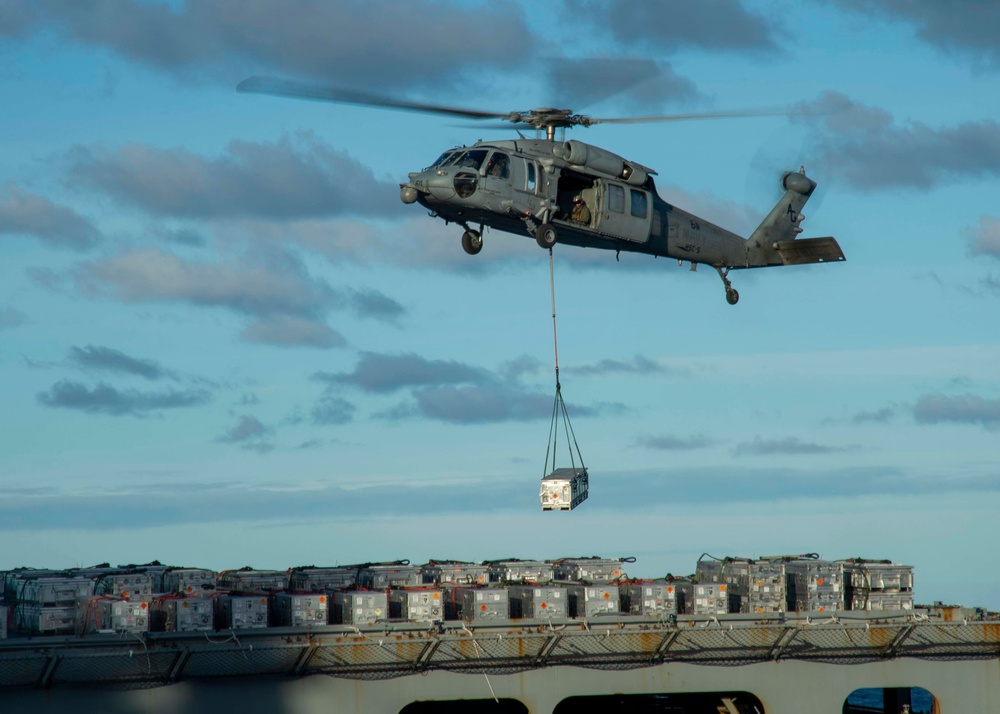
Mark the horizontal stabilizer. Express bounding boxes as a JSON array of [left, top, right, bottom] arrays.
[[774, 237, 845, 265]]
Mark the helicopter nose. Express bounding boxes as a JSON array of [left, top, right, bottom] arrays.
[[425, 173, 456, 201], [400, 185, 419, 204]]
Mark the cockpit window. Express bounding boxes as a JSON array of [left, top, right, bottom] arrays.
[[447, 149, 488, 170], [429, 151, 458, 168]]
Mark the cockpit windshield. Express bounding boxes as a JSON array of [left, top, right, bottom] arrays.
[[443, 149, 488, 170], [428, 150, 458, 169]]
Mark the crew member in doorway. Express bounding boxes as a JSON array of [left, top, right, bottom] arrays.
[[571, 195, 591, 224]]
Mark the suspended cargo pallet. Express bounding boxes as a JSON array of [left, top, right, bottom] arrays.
[[540, 467, 588, 511]]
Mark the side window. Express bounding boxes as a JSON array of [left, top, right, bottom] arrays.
[[630, 190, 648, 218], [608, 184, 625, 213], [527, 162, 536, 191], [486, 152, 509, 179]]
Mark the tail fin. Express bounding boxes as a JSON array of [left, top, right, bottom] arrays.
[[745, 169, 845, 267]]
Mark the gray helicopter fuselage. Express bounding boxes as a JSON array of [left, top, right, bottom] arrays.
[[400, 137, 844, 304]]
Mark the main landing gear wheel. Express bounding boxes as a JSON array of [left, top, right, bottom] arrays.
[[535, 223, 557, 249], [716, 266, 739, 306], [461, 229, 483, 255]]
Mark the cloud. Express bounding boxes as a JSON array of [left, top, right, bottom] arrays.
[[852, 407, 896, 424], [311, 396, 355, 425], [824, 0, 1000, 69], [733, 436, 848, 456], [572, 354, 674, 377], [65, 133, 399, 220], [240, 316, 347, 349], [73, 247, 395, 347], [793, 92, 1000, 191], [69, 345, 172, 380], [913, 392, 1000, 430], [635, 434, 715, 451], [578, 0, 780, 56], [315, 352, 488, 394], [216, 415, 271, 447], [0, 185, 100, 250], [0, 307, 27, 331], [7, 0, 533, 89], [37, 380, 210, 416], [967, 216, 1000, 260]]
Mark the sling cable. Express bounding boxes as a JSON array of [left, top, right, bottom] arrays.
[[540, 248, 589, 512]]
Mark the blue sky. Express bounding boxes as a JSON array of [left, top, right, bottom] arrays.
[[1, 0, 998, 609]]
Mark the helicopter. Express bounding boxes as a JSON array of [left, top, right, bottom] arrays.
[[237, 77, 845, 305]]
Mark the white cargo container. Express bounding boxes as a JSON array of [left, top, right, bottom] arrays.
[[151, 597, 214, 632], [567, 585, 619, 618], [446, 587, 509, 622], [692, 583, 732, 616], [786, 560, 844, 613], [218, 569, 288, 592], [333, 591, 387, 625], [421, 561, 488, 586], [487, 560, 555, 585], [289, 566, 357, 592], [551, 557, 626, 584], [508, 585, 568, 619], [270, 592, 329, 627], [18, 604, 76, 634], [78, 598, 149, 635], [747, 561, 788, 614], [620, 581, 681, 617], [95, 573, 153, 603], [21, 576, 94, 606], [216, 594, 270, 629], [161, 568, 218, 597], [540, 467, 588, 511], [388, 589, 444, 622], [357, 564, 422, 590]]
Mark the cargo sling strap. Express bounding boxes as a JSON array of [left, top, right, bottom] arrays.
[[542, 248, 586, 478]]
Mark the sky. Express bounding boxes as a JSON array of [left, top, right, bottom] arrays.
[[1, 0, 998, 609]]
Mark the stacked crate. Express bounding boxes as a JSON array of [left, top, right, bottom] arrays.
[[388, 589, 444, 622], [150, 596, 214, 632], [289, 566, 358, 592], [551, 558, 625, 584], [786, 560, 844, 613], [161, 568, 218, 597], [333, 591, 387, 625], [695, 557, 752, 614], [0, 604, 7, 639], [842, 560, 914, 611], [17, 575, 94, 634], [620, 580, 683, 617], [95, 572, 154, 604], [358, 564, 422, 590], [445, 587, 508, 621], [746, 561, 787, 614], [216, 594, 270, 629], [77, 597, 149, 635], [270, 592, 328, 627], [218, 568, 288, 593], [421, 561, 489, 586], [486, 560, 555, 585], [508, 585, 568, 619], [567, 585, 619, 618]]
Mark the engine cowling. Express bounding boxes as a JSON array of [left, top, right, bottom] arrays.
[[554, 140, 649, 185]]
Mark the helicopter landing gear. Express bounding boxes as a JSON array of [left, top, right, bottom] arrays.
[[535, 223, 557, 249], [716, 266, 739, 305], [461, 229, 483, 255]]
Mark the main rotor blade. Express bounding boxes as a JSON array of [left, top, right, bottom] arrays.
[[587, 108, 801, 125], [237, 76, 507, 121]]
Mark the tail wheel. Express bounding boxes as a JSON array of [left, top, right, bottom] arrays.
[[726, 288, 740, 305], [461, 230, 483, 255], [535, 223, 557, 249]]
